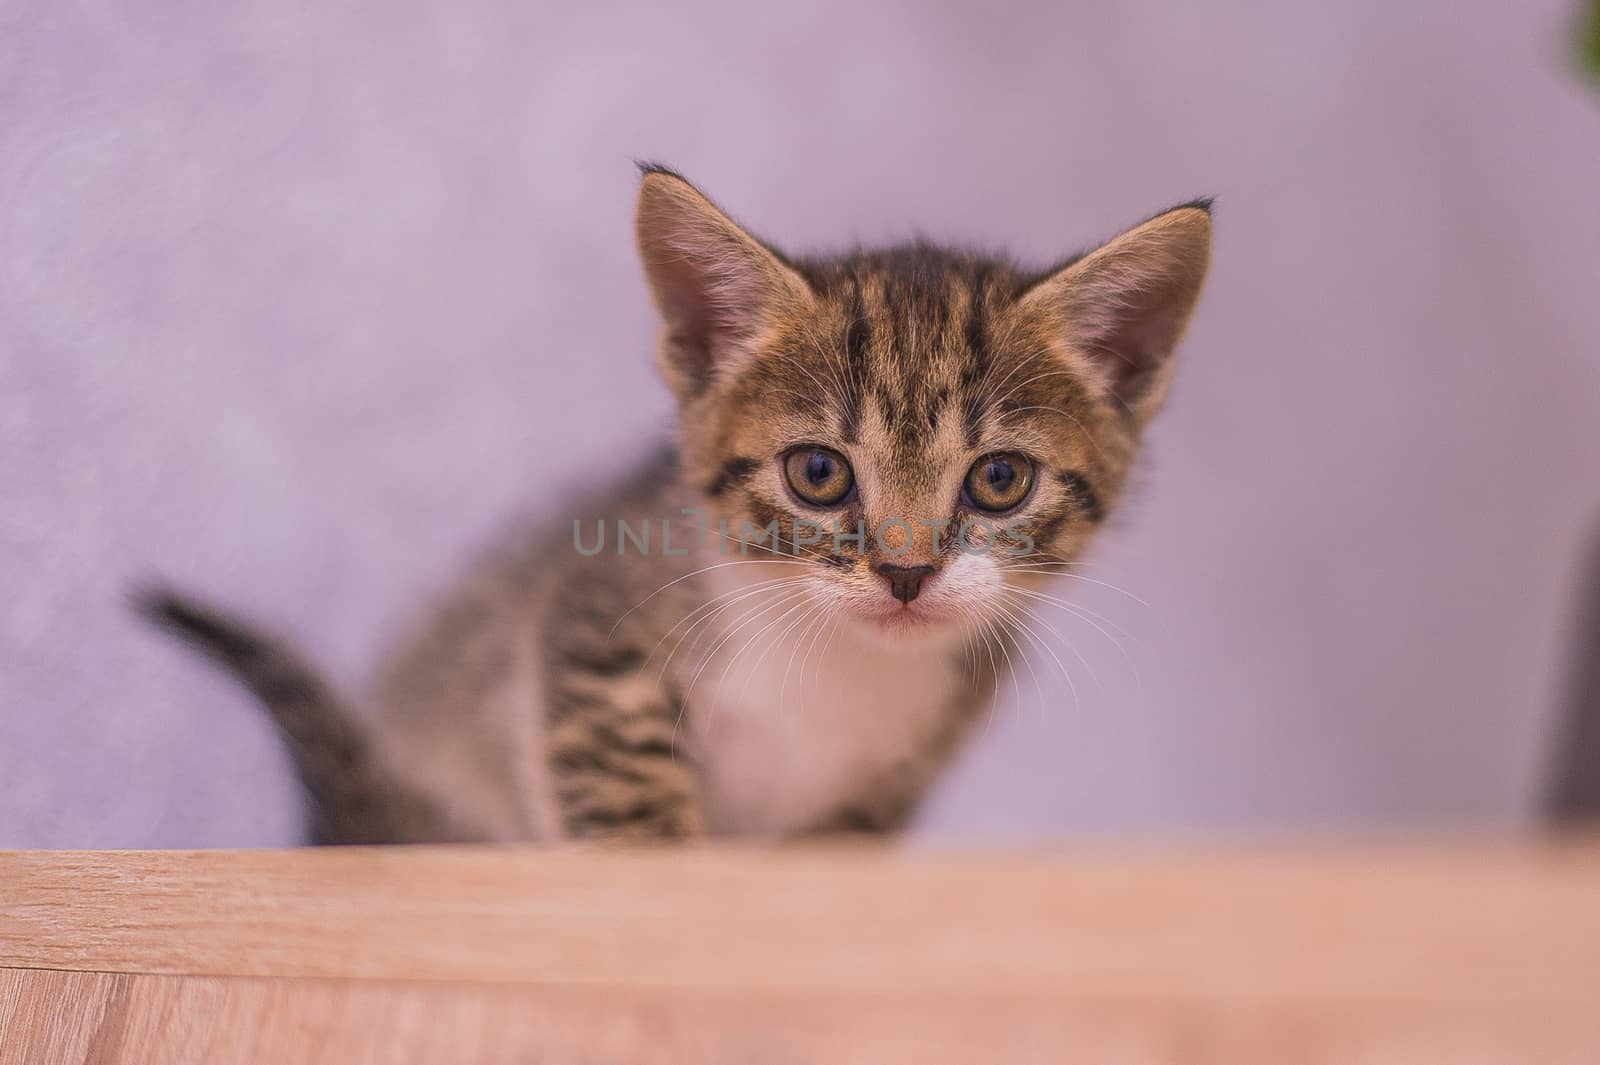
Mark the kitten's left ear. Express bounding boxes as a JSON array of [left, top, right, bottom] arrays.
[[1020, 202, 1212, 426], [635, 166, 814, 401]]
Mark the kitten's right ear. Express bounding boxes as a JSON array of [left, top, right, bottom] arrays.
[[635, 166, 813, 400]]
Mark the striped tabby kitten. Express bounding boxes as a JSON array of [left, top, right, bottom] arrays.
[[143, 166, 1211, 844]]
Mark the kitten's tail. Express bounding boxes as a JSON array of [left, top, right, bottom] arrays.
[[132, 586, 439, 845]]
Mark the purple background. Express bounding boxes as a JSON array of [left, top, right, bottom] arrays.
[[3, 1, 1598, 847]]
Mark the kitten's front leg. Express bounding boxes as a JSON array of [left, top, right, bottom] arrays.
[[802, 781, 922, 838], [799, 755, 945, 839], [545, 667, 704, 843]]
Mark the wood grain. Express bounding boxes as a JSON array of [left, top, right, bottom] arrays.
[[6, 967, 1599, 1065], [3, 839, 1599, 1063]]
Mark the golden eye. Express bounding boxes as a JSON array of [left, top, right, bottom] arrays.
[[783, 447, 854, 507], [964, 453, 1033, 512]]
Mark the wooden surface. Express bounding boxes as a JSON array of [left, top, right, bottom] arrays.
[[3, 839, 1599, 1063]]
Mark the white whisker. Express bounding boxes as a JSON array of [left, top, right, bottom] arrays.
[[995, 597, 1083, 712], [610, 557, 809, 638], [676, 587, 814, 745], [653, 576, 809, 680], [1002, 566, 1151, 607]]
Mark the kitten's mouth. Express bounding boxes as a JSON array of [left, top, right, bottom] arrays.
[[856, 599, 955, 634]]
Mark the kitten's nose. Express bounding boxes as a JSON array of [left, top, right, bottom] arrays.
[[875, 563, 936, 605]]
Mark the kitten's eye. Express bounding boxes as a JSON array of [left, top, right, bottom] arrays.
[[964, 453, 1034, 512], [783, 447, 854, 507]]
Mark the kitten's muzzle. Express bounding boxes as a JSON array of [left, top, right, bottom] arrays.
[[874, 563, 936, 605]]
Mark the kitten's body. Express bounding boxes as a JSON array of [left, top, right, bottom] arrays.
[[144, 169, 1210, 844]]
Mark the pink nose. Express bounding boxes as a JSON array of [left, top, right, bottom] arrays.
[[875, 563, 935, 604]]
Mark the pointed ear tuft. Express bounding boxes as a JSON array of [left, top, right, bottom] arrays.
[[1021, 203, 1212, 425], [634, 159, 685, 180], [635, 171, 812, 400]]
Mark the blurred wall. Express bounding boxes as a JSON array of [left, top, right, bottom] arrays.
[[2, 1, 1598, 847]]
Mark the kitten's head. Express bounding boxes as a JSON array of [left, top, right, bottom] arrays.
[[636, 166, 1210, 647]]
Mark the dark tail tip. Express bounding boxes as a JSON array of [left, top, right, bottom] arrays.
[[129, 580, 428, 845], [131, 583, 253, 658]]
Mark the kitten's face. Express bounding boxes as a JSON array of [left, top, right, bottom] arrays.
[[636, 168, 1210, 647], [685, 254, 1116, 644]]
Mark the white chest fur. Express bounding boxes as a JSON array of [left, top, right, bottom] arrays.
[[677, 582, 961, 838]]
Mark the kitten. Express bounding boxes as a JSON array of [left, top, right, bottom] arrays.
[[140, 166, 1211, 844]]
